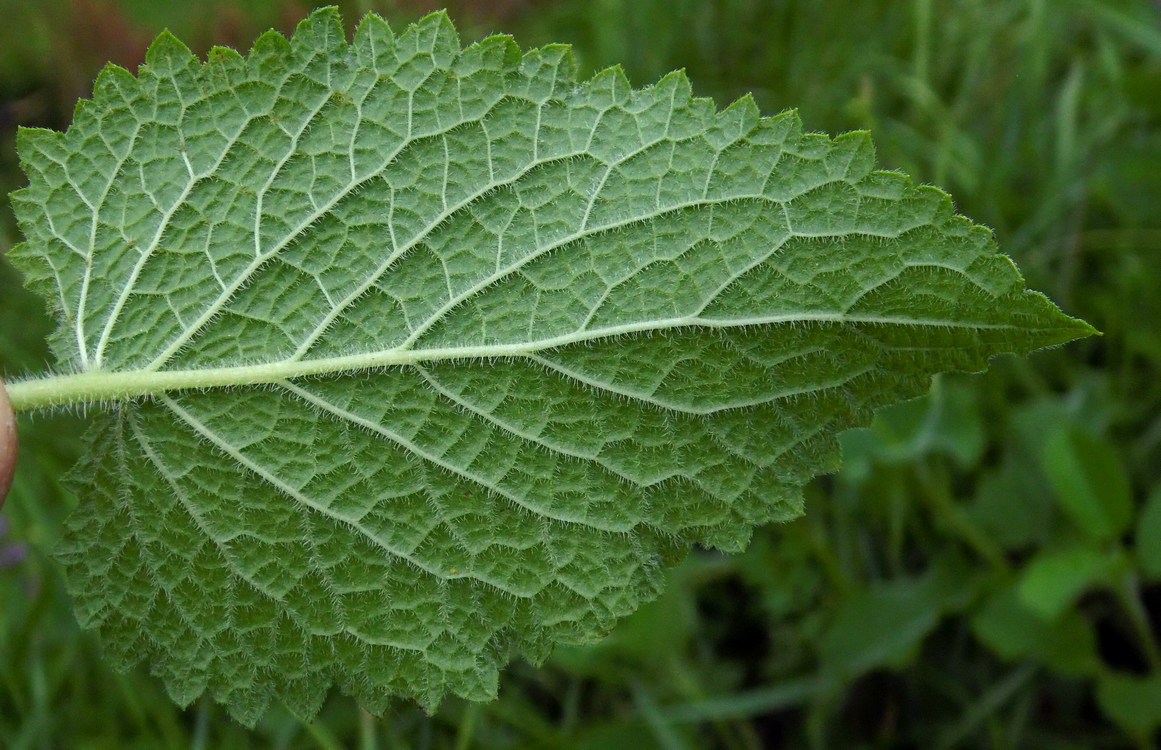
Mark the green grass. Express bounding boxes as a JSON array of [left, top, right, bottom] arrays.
[[2, 0, 1160, 747]]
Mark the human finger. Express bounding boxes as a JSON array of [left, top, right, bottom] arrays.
[[0, 376, 17, 510]]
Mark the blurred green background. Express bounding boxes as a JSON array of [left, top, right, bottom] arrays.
[[1, 0, 1160, 747]]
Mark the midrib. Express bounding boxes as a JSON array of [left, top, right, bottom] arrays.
[[4, 311, 1020, 412]]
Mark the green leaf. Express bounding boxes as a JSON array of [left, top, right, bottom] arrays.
[[1016, 545, 1120, 621], [1042, 427, 1132, 542], [839, 375, 984, 482], [4, 8, 1093, 724], [971, 585, 1100, 677], [818, 556, 979, 678], [1095, 671, 1161, 738], [1137, 484, 1161, 580], [967, 459, 1056, 551]]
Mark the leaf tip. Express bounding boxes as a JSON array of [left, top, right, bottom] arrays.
[[144, 29, 195, 73], [518, 43, 578, 99], [92, 63, 137, 100], [14, 126, 60, 164], [249, 26, 292, 63], [207, 45, 244, 68], [353, 10, 395, 65], [1062, 314, 1101, 341], [656, 68, 694, 101], [418, 7, 457, 33], [588, 64, 633, 106], [412, 8, 462, 64], [721, 91, 761, 124], [291, 5, 346, 56]]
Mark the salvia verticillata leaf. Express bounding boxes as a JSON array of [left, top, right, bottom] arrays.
[[4, 7, 1094, 724]]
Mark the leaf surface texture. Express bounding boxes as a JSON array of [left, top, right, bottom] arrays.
[[9, 8, 1091, 723]]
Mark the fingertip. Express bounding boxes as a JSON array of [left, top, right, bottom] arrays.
[[0, 376, 16, 510]]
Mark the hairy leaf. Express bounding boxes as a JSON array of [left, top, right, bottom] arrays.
[[5, 8, 1093, 724]]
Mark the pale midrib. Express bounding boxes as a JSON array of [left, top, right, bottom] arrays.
[[5, 311, 1025, 412]]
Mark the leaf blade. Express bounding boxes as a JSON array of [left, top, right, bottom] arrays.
[[10, 7, 1094, 724]]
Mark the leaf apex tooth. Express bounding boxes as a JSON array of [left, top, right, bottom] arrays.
[[657, 68, 693, 100], [723, 92, 760, 122], [144, 29, 195, 73], [588, 65, 632, 105], [298, 4, 344, 30], [249, 27, 292, 65], [93, 63, 137, 99], [207, 45, 244, 68], [411, 8, 459, 39], [353, 10, 395, 64], [15, 126, 61, 160], [291, 4, 347, 56]]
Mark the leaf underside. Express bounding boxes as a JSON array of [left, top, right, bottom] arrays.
[[8, 8, 1091, 724]]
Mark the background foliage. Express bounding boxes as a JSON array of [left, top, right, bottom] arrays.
[[1, 0, 1158, 747]]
